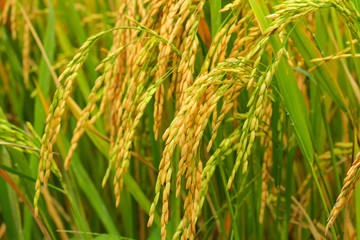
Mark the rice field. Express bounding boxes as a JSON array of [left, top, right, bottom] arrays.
[[1, 0, 360, 239]]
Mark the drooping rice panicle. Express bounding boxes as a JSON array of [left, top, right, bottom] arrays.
[[34, 30, 116, 216], [326, 152, 360, 234]]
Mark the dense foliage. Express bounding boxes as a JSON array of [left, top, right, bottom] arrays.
[[1, 0, 360, 239]]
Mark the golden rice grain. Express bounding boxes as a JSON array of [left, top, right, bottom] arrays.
[[326, 152, 360, 234]]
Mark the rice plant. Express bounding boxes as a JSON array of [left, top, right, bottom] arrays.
[[1, 0, 360, 239]]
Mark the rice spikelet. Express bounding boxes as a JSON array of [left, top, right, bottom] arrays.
[[326, 152, 360, 234]]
